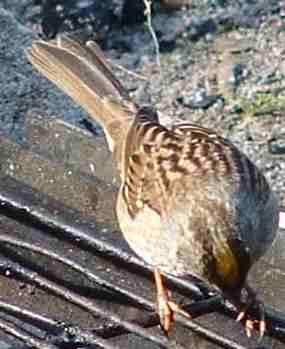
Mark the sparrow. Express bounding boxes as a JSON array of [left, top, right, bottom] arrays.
[[26, 34, 279, 336]]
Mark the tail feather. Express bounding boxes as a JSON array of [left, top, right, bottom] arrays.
[[50, 36, 125, 95], [26, 35, 136, 155]]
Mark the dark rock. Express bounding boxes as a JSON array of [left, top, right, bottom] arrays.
[[178, 89, 221, 109], [268, 137, 285, 155], [121, 0, 146, 26], [188, 17, 217, 41], [29, 0, 119, 39], [160, 0, 191, 11], [153, 13, 187, 51], [233, 63, 248, 86], [214, 1, 282, 29]]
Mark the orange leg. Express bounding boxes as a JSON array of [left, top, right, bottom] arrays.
[[154, 268, 191, 333]]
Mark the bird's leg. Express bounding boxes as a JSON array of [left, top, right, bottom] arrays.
[[154, 267, 191, 333], [236, 284, 266, 338], [154, 268, 173, 333]]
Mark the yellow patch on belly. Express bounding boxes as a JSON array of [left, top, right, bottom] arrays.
[[215, 245, 240, 288]]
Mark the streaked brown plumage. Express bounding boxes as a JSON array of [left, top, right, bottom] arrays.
[[26, 35, 279, 334]]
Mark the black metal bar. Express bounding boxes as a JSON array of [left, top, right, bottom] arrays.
[[0, 251, 270, 349], [0, 174, 284, 347], [172, 314, 247, 349], [0, 295, 247, 349], [0, 300, 125, 348], [0, 316, 59, 349], [0, 236, 256, 349], [0, 257, 169, 348], [0, 233, 153, 311], [0, 300, 59, 332], [0, 234, 246, 348]]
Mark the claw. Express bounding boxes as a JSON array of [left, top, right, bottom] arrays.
[[259, 319, 266, 338], [236, 309, 246, 323], [245, 319, 253, 338], [157, 289, 173, 333], [237, 307, 253, 337]]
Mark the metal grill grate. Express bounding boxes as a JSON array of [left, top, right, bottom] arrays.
[[0, 174, 283, 349]]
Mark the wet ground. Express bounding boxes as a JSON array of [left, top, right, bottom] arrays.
[[0, 1, 285, 348]]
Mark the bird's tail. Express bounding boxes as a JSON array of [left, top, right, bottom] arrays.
[[26, 35, 137, 158]]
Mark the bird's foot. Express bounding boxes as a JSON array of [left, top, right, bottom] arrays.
[[236, 285, 266, 338], [236, 306, 265, 337], [154, 268, 191, 334]]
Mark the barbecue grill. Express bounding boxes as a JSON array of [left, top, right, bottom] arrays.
[[0, 114, 283, 349]]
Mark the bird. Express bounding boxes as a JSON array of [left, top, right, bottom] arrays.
[[26, 34, 279, 336]]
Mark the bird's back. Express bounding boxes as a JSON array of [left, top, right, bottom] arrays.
[[118, 112, 279, 292]]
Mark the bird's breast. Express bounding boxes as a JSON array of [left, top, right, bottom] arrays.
[[116, 182, 242, 285], [116, 187, 179, 272]]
